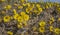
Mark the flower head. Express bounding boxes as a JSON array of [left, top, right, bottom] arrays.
[[3, 16, 11, 22], [54, 28, 60, 34], [39, 21, 46, 27], [13, 14, 19, 20], [39, 27, 45, 33], [17, 16, 23, 23], [23, 14, 29, 21], [49, 26, 54, 32], [4, 5, 11, 10]]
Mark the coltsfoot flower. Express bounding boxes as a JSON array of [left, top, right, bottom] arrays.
[[54, 28, 60, 34], [49, 26, 54, 32], [17, 16, 23, 23], [39, 21, 46, 27], [23, 14, 29, 21], [4, 5, 12, 10], [3, 16, 11, 22], [39, 27, 45, 33]]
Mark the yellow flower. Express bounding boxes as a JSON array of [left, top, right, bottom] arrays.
[[17, 23, 23, 29], [7, 31, 13, 35], [54, 28, 60, 34], [28, 6, 33, 10], [4, 5, 11, 10], [13, 14, 19, 20], [39, 27, 45, 33], [32, 4, 34, 8], [17, 16, 23, 22], [38, 7, 43, 12], [23, 3, 27, 6], [36, 4, 41, 8], [30, 7, 33, 11], [49, 26, 54, 32], [3, 16, 11, 22], [37, 7, 43, 15], [27, 3, 30, 7], [26, 8, 30, 13], [39, 21, 46, 27], [23, 14, 29, 21], [18, 6, 23, 9], [33, 9, 40, 15], [20, 11, 26, 16], [13, 9, 17, 14]]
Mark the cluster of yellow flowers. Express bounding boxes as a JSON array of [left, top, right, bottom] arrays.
[[38, 20, 46, 33], [3, 9, 29, 29], [49, 16, 60, 34], [0, 0, 60, 35], [38, 19, 60, 34]]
